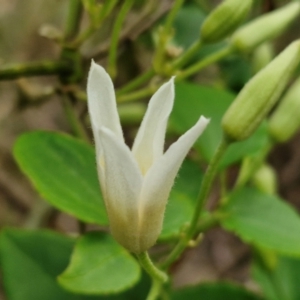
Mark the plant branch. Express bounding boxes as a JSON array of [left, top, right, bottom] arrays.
[[116, 69, 155, 95], [137, 251, 168, 300], [0, 61, 70, 80], [65, 0, 83, 41], [178, 45, 233, 80], [108, 0, 134, 78]]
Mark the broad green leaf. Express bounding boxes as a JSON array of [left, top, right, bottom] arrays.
[[0, 229, 98, 300], [171, 282, 263, 300], [160, 160, 203, 240], [221, 188, 300, 256], [171, 82, 268, 168], [58, 232, 140, 295], [14, 131, 108, 225], [253, 255, 300, 300]]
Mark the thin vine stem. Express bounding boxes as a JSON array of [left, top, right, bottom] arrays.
[[171, 39, 203, 70], [65, 0, 83, 41], [108, 0, 134, 79], [116, 69, 155, 96], [137, 251, 168, 283], [178, 45, 233, 80], [72, 0, 119, 47], [137, 251, 168, 300], [161, 137, 229, 269], [117, 45, 233, 103]]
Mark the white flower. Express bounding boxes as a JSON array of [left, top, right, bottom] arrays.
[[87, 61, 210, 253]]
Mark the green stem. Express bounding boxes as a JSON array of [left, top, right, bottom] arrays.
[[161, 137, 229, 269], [164, 0, 185, 32], [153, 0, 185, 72], [178, 45, 233, 80], [137, 252, 168, 283], [72, 0, 119, 47], [117, 86, 156, 103], [65, 0, 83, 41], [146, 280, 163, 300], [137, 251, 168, 299], [0, 61, 70, 80], [116, 69, 155, 96], [108, 0, 134, 79], [117, 46, 234, 103], [61, 93, 89, 142], [171, 39, 203, 70]]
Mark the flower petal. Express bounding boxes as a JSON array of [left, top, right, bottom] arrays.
[[137, 116, 210, 249], [132, 77, 175, 175], [87, 61, 123, 143], [98, 127, 143, 252]]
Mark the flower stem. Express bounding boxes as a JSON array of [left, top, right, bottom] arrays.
[[61, 93, 89, 142], [178, 45, 233, 80], [117, 86, 156, 103], [108, 0, 134, 79], [146, 280, 163, 300], [117, 45, 233, 103], [161, 137, 229, 269], [137, 251, 168, 283], [72, 0, 118, 47], [171, 39, 203, 70], [116, 68, 156, 96]]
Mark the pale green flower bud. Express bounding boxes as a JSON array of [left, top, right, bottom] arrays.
[[231, 2, 300, 53], [222, 40, 300, 141], [201, 0, 253, 43], [251, 42, 274, 74], [252, 164, 277, 195], [268, 78, 300, 142]]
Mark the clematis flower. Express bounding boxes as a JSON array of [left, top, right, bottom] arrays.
[[87, 61, 210, 253]]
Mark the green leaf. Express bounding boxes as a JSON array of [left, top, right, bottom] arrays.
[[221, 188, 300, 256], [58, 232, 140, 295], [171, 282, 263, 300], [253, 255, 300, 300], [160, 160, 203, 240], [173, 4, 206, 50], [171, 82, 268, 168], [0, 229, 98, 300], [14, 131, 108, 225]]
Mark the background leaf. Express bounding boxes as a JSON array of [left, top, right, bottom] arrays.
[[252, 255, 300, 300], [58, 232, 140, 295], [221, 188, 300, 256], [171, 282, 263, 300], [14, 131, 108, 225], [0, 229, 98, 300]]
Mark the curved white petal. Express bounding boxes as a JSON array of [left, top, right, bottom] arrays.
[[132, 77, 175, 175], [87, 61, 123, 144], [137, 116, 210, 249], [99, 127, 143, 252]]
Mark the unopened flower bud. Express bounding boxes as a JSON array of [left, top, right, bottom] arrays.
[[201, 0, 253, 44], [231, 2, 300, 53], [222, 40, 300, 141], [268, 78, 300, 142], [252, 164, 277, 195]]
